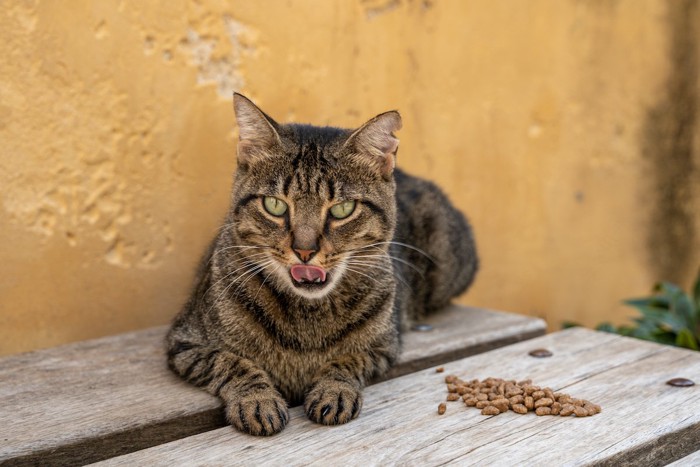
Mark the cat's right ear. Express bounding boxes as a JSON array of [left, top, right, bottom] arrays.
[[233, 93, 282, 168]]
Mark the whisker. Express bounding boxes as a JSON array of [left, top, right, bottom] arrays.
[[352, 253, 425, 276], [236, 251, 275, 261], [203, 269, 242, 300], [327, 292, 341, 313], [253, 263, 282, 302], [351, 247, 424, 272], [353, 241, 436, 263], [345, 260, 410, 289], [231, 260, 275, 298], [344, 259, 393, 270], [203, 255, 271, 298], [208, 260, 274, 311], [343, 266, 383, 286], [205, 245, 267, 267], [217, 245, 266, 254], [211, 264, 268, 310], [216, 221, 239, 232]]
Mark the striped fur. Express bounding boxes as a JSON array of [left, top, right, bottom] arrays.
[[167, 95, 478, 436]]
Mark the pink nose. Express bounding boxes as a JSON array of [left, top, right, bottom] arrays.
[[294, 248, 316, 263]]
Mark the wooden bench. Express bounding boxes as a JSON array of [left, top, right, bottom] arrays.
[[0, 305, 545, 466], [91, 327, 700, 466]]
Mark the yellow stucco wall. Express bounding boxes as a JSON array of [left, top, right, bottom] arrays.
[[2, 1, 699, 355]]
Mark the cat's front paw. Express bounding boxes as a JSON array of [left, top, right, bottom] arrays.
[[226, 391, 289, 436], [304, 380, 363, 425]]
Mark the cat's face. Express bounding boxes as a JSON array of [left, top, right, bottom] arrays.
[[227, 95, 400, 299]]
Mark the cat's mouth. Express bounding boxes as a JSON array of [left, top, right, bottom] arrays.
[[290, 264, 329, 288]]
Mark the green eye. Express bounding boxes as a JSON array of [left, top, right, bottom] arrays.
[[329, 200, 356, 219], [263, 196, 288, 216]]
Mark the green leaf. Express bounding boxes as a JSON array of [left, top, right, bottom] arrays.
[[624, 297, 669, 311], [654, 281, 684, 297], [561, 321, 581, 329], [656, 282, 697, 332], [631, 319, 659, 340], [624, 297, 656, 307], [675, 328, 699, 351], [635, 306, 688, 333], [595, 323, 617, 333], [675, 294, 696, 332], [651, 330, 678, 346], [693, 267, 700, 314]]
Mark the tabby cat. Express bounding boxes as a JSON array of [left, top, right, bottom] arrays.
[[167, 94, 478, 436]]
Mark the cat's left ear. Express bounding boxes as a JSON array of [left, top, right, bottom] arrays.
[[343, 111, 402, 180]]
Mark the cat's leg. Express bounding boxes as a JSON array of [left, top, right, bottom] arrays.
[[167, 340, 288, 436], [304, 341, 396, 425]]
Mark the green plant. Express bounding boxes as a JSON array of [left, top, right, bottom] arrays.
[[594, 268, 700, 351]]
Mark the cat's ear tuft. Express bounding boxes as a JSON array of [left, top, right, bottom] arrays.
[[233, 93, 282, 167], [343, 111, 402, 180]]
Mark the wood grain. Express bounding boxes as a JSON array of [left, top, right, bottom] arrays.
[[93, 328, 700, 467], [667, 449, 700, 466], [0, 305, 544, 466]]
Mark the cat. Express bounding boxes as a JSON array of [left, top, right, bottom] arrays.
[[167, 93, 478, 436]]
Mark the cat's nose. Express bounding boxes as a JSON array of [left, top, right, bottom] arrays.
[[292, 225, 320, 263], [293, 248, 317, 263]]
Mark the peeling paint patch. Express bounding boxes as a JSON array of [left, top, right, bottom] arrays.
[[94, 20, 108, 40], [1, 71, 174, 270], [178, 16, 258, 98], [143, 35, 156, 55], [105, 235, 129, 267], [8, 2, 38, 33], [363, 0, 402, 20]]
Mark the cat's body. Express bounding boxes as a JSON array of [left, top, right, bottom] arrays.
[[167, 95, 478, 436]]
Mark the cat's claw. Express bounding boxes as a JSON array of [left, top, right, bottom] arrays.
[[304, 380, 363, 425], [226, 393, 289, 436]]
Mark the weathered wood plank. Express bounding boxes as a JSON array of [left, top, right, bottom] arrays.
[[667, 449, 700, 466], [0, 305, 544, 466], [93, 328, 700, 467]]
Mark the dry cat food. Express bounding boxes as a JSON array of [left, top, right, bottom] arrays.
[[440, 375, 601, 417], [528, 348, 553, 358], [666, 377, 695, 387]]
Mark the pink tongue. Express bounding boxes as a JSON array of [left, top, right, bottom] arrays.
[[290, 265, 327, 283]]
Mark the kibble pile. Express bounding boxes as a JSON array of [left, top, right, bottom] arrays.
[[439, 374, 601, 417]]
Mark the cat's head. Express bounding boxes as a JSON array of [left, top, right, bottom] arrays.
[[226, 93, 401, 300]]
